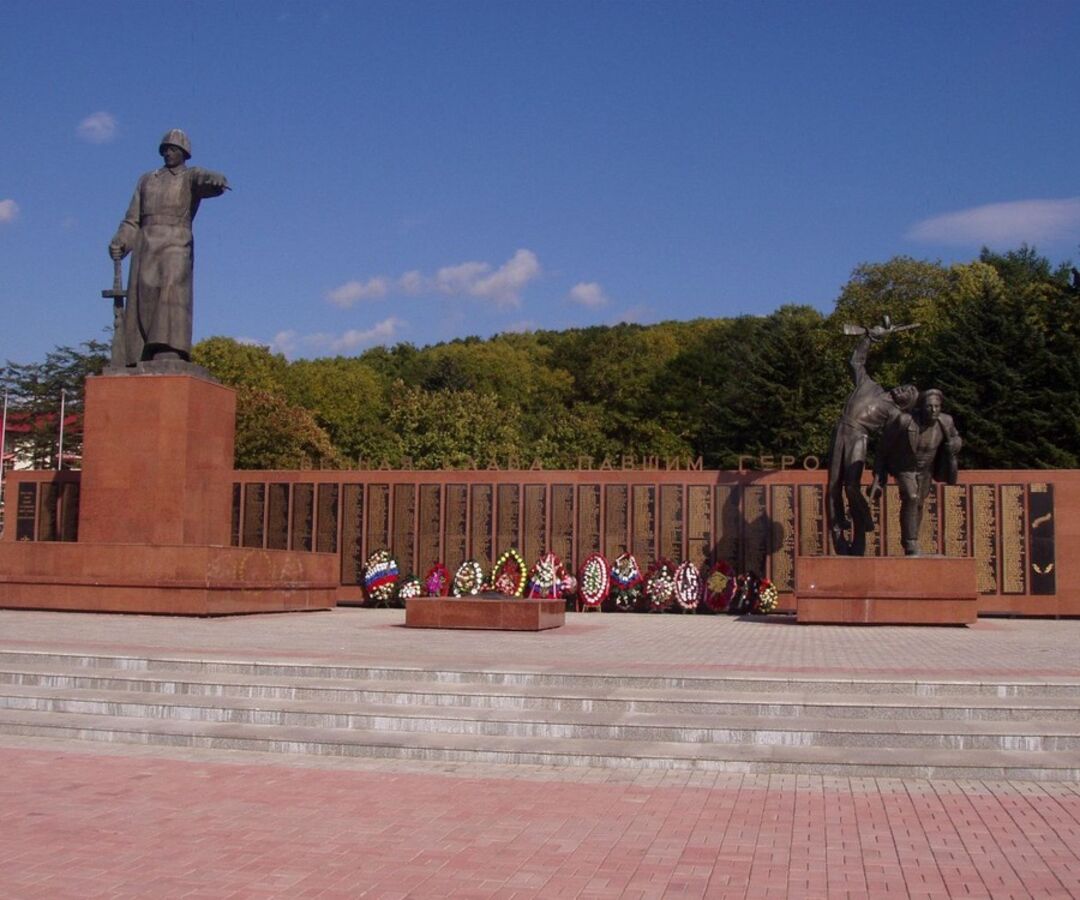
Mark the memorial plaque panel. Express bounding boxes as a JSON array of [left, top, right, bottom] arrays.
[[496, 484, 520, 555], [391, 484, 414, 572], [631, 484, 656, 566], [266, 483, 290, 550], [1028, 484, 1055, 596], [36, 483, 58, 542], [686, 485, 711, 569], [417, 485, 441, 573], [658, 485, 683, 564], [316, 483, 339, 555], [291, 482, 314, 552], [1000, 484, 1027, 594], [59, 481, 79, 542], [230, 483, 241, 547], [884, 485, 903, 557], [743, 484, 768, 576], [715, 485, 741, 568], [971, 484, 998, 593], [523, 485, 547, 566], [470, 485, 493, 569], [603, 484, 629, 560], [15, 482, 36, 542], [942, 485, 969, 557], [551, 484, 574, 568], [340, 484, 364, 585], [444, 484, 468, 574], [577, 484, 601, 561], [798, 485, 825, 556], [770, 485, 796, 592], [364, 484, 389, 555], [918, 485, 939, 555], [866, 491, 882, 557], [241, 483, 265, 548]]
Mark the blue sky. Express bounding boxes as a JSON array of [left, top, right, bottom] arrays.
[[1, 0, 1078, 364]]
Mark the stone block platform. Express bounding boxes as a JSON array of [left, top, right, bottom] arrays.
[[406, 595, 565, 630]]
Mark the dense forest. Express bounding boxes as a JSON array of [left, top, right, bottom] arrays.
[[4, 247, 1078, 472]]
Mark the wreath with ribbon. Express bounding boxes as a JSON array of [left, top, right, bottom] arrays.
[[489, 548, 527, 597], [610, 552, 644, 611], [363, 549, 399, 604], [673, 561, 702, 612], [452, 560, 486, 596], [577, 553, 610, 608], [728, 573, 759, 615], [395, 574, 422, 602], [754, 578, 779, 614], [644, 558, 677, 612], [702, 561, 736, 613], [526, 552, 569, 599], [423, 562, 450, 597]]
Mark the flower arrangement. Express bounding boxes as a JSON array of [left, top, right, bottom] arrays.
[[702, 561, 736, 613], [526, 552, 568, 599], [727, 573, 759, 615], [672, 561, 702, 612], [423, 562, 450, 597], [577, 553, 610, 608], [489, 548, 527, 597], [754, 578, 779, 614], [395, 575, 422, 602], [363, 549, 399, 604], [452, 560, 485, 596], [610, 552, 644, 612], [644, 558, 677, 612]]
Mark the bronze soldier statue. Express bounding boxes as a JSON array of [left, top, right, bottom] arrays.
[[108, 129, 228, 365], [871, 388, 962, 555], [827, 320, 918, 555]]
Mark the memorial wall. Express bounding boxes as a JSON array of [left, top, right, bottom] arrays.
[[8, 467, 1078, 616]]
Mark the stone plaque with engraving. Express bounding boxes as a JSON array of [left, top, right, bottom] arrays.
[[971, 484, 998, 593], [497, 484, 520, 555], [577, 484, 601, 562], [364, 484, 389, 555], [36, 483, 58, 542], [444, 484, 468, 574], [391, 484, 414, 572], [631, 484, 656, 566], [659, 485, 683, 564], [417, 484, 441, 573], [522, 485, 547, 565], [230, 483, 241, 546], [715, 485, 741, 567], [551, 484, 574, 567], [604, 484, 629, 560], [340, 484, 364, 585], [770, 484, 796, 592], [59, 481, 79, 542], [1028, 484, 1055, 595], [743, 484, 768, 576], [470, 485, 493, 569], [798, 484, 824, 556], [1000, 484, 1027, 594], [242, 483, 265, 548], [15, 482, 36, 541], [291, 482, 314, 552], [686, 485, 711, 569], [266, 483, 290, 550], [317, 483, 339, 554], [941, 485, 969, 557]]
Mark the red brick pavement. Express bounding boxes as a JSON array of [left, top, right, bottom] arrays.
[[1, 745, 1078, 899]]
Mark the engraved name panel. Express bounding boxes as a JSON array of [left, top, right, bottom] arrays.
[[59, 481, 79, 542], [941, 485, 969, 557], [496, 484, 520, 555], [317, 483, 339, 555], [577, 484, 601, 562], [266, 483, 290, 550], [470, 485, 493, 570], [340, 484, 364, 585], [444, 484, 468, 574], [363, 483, 388, 555], [522, 485, 547, 566], [36, 483, 58, 542], [15, 482, 36, 542], [603, 484, 629, 560], [971, 484, 998, 593], [1028, 484, 1055, 596], [658, 485, 683, 564], [291, 482, 314, 552], [416, 484, 441, 574], [230, 483, 241, 547], [798, 484, 824, 556], [391, 484, 414, 573], [686, 485, 712, 570], [242, 483, 265, 548], [1000, 484, 1027, 594], [715, 485, 741, 568], [770, 484, 796, 592], [550, 484, 574, 568], [743, 484, 768, 576], [632, 484, 656, 566]]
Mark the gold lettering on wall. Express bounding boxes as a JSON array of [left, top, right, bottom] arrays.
[[632, 484, 656, 566], [971, 484, 998, 594], [604, 484, 628, 560], [686, 485, 712, 570], [798, 485, 824, 556], [470, 485, 493, 570], [770, 484, 796, 592], [942, 485, 968, 557], [658, 485, 683, 563], [1000, 484, 1026, 595], [577, 484, 601, 562]]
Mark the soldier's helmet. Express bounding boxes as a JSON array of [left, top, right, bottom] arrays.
[[158, 129, 192, 160]]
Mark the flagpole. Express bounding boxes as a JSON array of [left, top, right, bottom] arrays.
[[0, 390, 7, 531], [57, 388, 66, 470]]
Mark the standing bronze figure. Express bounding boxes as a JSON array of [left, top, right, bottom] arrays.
[[108, 129, 228, 365], [872, 389, 962, 555], [827, 320, 918, 555]]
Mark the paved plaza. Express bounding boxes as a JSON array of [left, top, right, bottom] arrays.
[[0, 608, 1078, 898]]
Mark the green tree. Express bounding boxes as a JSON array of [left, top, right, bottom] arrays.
[[233, 386, 342, 470], [191, 336, 289, 392]]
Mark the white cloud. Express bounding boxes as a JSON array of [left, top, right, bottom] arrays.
[[270, 318, 405, 358], [0, 199, 19, 224], [435, 260, 491, 295], [326, 277, 389, 308], [568, 281, 609, 308], [398, 270, 427, 295], [908, 197, 1080, 245], [76, 111, 117, 144], [469, 249, 541, 308]]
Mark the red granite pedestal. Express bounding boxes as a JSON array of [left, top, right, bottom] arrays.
[[795, 555, 977, 625], [0, 372, 336, 615], [406, 596, 566, 631]]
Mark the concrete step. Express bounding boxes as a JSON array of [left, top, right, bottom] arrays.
[[2, 650, 1078, 698], [1, 683, 1077, 752], [0, 706, 1076, 780], [1, 665, 1077, 723]]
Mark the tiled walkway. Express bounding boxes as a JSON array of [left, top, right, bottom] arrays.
[[0, 609, 1078, 898]]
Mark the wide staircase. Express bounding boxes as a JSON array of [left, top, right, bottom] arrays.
[[0, 649, 1077, 780]]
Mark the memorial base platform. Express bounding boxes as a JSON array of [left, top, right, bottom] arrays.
[[406, 596, 565, 631], [795, 555, 977, 625], [0, 542, 337, 616]]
